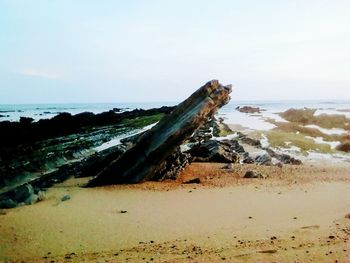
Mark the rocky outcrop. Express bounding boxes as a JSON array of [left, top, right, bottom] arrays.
[[254, 154, 272, 165], [87, 80, 232, 186], [0, 106, 174, 149], [152, 148, 192, 181], [265, 148, 302, 165], [237, 132, 262, 147], [0, 107, 172, 189], [236, 132, 302, 165], [0, 145, 126, 208], [188, 140, 240, 163], [236, 106, 262, 114]]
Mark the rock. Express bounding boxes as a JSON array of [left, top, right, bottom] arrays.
[[243, 170, 265, 178], [0, 106, 174, 149], [222, 163, 234, 169], [12, 184, 35, 203], [61, 195, 71, 202], [236, 106, 262, 114], [237, 132, 262, 147], [0, 144, 126, 208], [0, 106, 174, 191], [336, 141, 350, 152], [243, 157, 254, 164], [0, 199, 17, 209], [183, 178, 201, 184], [255, 154, 272, 165], [87, 80, 232, 186], [188, 140, 240, 163], [0, 184, 37, 208], [152, 147, 191, 181], [24, 193, 39, 205], [189, 117, 221, 143], [265, 148, 302, 165]]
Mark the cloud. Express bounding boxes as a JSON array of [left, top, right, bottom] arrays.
[[17, 68, 61, 79]]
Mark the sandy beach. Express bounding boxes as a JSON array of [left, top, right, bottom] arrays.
[[2, 0, 350, 261], [1, 162, 349, 262]]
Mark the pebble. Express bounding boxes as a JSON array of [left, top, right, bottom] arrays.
[[61, 195, 71, 202]]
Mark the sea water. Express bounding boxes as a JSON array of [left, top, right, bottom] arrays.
[[1, 100, 350, 125]]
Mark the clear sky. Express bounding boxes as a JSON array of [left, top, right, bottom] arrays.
[[0, 0, 349, 103]]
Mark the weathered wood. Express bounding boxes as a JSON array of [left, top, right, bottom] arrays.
[[87, 80, 232, 186]]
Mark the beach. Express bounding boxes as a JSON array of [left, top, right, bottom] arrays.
[[1, 162, 349, 262]]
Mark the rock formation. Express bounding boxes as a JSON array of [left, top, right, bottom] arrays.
[[87, 80, 232, 186], [187, 140, 240, 163], [236, 106, 262, 114]]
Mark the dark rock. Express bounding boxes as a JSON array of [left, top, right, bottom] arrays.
[[183, 178, 201, 184], [243, 157, 254, 164], [0, 144, 126, 208], [87, 80, 232, 186], [236, 106, 262, 114], [237, 132, 262, 147], [188, 140, 240, 163], [12, 184, 34, 203], [152, 147, 191, 181], [0, 199, 17, 209], [0, 106, 174, 149], [0, 184, 36, 208], [0, 106, 171, 197], [336, 141, 350, 152], [19, 117, 34, 125], [255, 154, 272, 165], [243, 170, 265, 179], [61, 195, 71, 202], [265, 148, 302, 165]]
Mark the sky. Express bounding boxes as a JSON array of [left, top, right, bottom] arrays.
[[0, 0, 349, 104]]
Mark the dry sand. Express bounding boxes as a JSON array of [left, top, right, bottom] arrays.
[[0, 162, 349, 262]]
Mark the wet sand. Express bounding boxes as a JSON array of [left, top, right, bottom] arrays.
[[0, 163, 349, 262]]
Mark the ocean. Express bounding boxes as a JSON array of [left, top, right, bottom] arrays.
[[1, 100, 350, 128]]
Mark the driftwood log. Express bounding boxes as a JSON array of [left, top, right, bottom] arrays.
[[87, 80, 232, 186]]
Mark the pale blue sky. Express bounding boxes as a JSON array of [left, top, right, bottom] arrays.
[[0, 0, 349, 103]]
